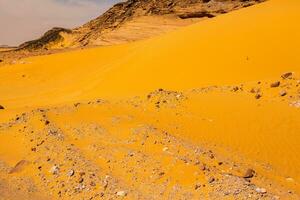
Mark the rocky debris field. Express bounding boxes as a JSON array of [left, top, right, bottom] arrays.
[[0, 73, 299, 199]]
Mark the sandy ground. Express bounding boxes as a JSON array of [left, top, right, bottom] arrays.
[[0, 0, 300, 199]]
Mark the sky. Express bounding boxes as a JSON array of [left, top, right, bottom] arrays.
[[0, 0, 121, 46]]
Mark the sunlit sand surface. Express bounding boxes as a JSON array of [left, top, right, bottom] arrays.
[[0, 0, 300, 199]]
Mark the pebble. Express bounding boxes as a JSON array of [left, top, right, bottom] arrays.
[[200, 164, 207, 171], [194, 184, 201, 190], [67, 169, 75, 177], [256, 187, 267, 194], [116, 191, 127, 197], [232, 86, 239, 92], [279, 90, 287, 96], [78, 177, 84, 183], [286, 177, 294, 182], [243, 168, 255, 178], [270, 81, 280, 88], [49, 165, 60, 175], [208, 177, 215, 183], [162, 147, 169, 152], [0, 105, 4, 110], [281, 72, 293, 79], [255, 93, 262, 99]]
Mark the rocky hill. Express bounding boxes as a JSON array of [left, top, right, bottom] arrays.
[[18, 0, 265, 50]]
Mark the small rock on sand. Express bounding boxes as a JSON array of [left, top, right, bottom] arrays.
[[208, 177, 215, 183], [255, 93, 262, 99], [194, 184, 201, 190], [50, 165, 60, 175], [243, 169, 255, 178], [67, 169, 75, 177], [256, 187, 267, 194], [162, 147, 169, 152], [270, 81, 280, 88], [0, 105, 4, 109], [286, 177, 294, 182], [116, 191, 127, 197], [281, 72, 293, 79], [279, 90, 287, 97]]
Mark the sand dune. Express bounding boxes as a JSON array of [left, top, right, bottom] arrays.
[[0, 0, 300, 199]]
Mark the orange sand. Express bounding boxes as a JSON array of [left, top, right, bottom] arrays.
[[0, 0, 300, 198]]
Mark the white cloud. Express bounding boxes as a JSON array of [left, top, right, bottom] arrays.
[[0, 0, 120, 46]]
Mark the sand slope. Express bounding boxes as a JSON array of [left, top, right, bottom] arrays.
[[0, 0, 300, 199]]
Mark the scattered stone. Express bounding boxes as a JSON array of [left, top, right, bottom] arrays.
[[45, 120, 50, 125], [233, 189, 241, 195], [67, 169, 75, 177], [194, 160, 200, 165], [255, 93, 262, 99], [270, 81, 280, 88], [90, 181, 96, 187], [232, 86, 239, 92], [74, 103, 81, 107], [279, 90, 287, 97], [243, 169, 255, 178], [255, 187, 267, 194], [49, 165, 60, 175], [78, 177, 84, 183], [0, 105, 4, 109], [0, 59, 3, 62], [286, 177, 294, 182], [116, 191, 127, 197], [162, 147, 169, 152], [290, 100, 300, 108], [194, 184, 201, 190], [208, 177, 215, 183], [281, 72, 293, 79], [176, 94, 181, 99], [200, 164, 206, 171], [79, 172, 86, 176], [128, 152, 135, 157], [158, 172, 165, 177]]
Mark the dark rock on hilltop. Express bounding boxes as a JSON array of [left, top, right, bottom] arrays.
[[15, 0, 266, 50], [18, 28, 72, 51]]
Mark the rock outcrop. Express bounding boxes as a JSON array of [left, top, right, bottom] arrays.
[[17, 0, 265, 50]]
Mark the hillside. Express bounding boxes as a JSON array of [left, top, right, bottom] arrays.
[[17, 0, 264, 51], [0, 0, 300, 199]]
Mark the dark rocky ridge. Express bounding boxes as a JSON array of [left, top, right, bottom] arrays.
[[14, 0, 265, 50], [19, 28, 72, 51]]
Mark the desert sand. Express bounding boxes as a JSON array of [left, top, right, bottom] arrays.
[[0, 0, 300, 199]]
